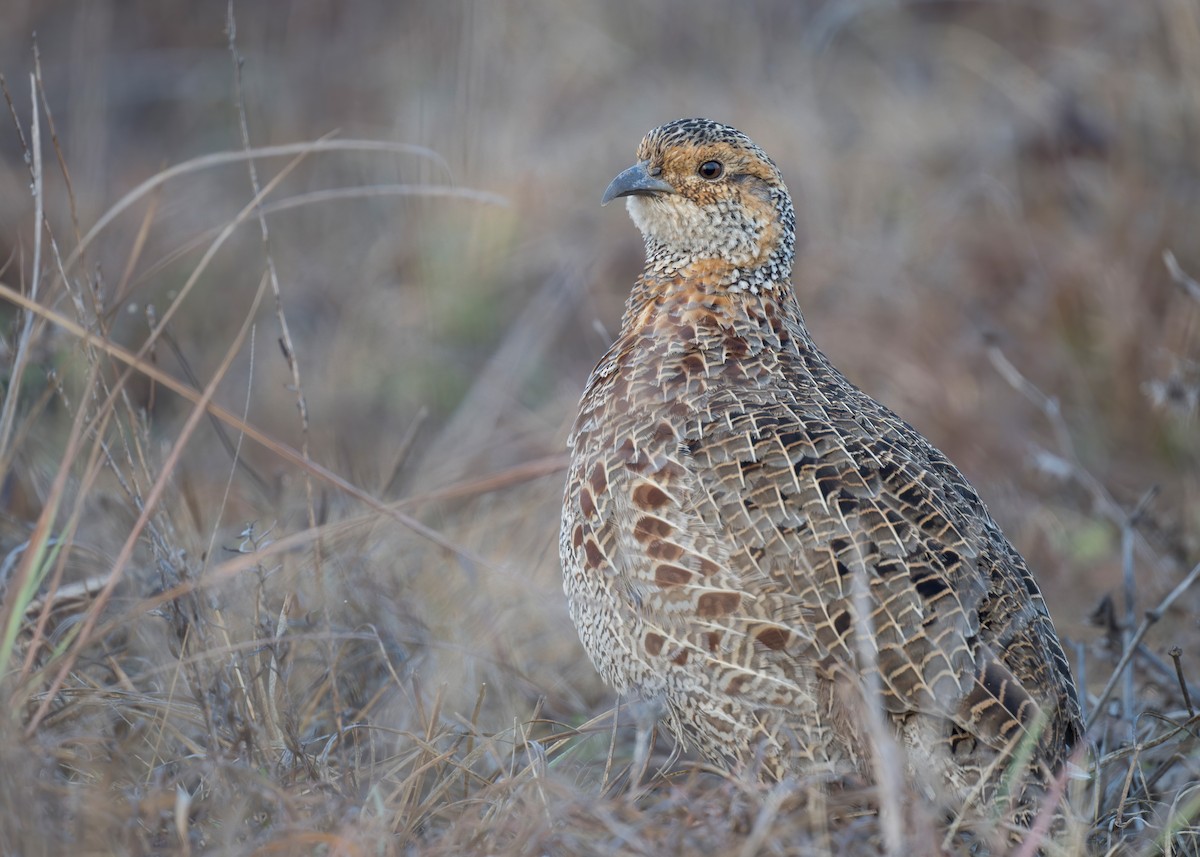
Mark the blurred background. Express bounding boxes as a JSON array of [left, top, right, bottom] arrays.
[[1, 0, 1198, 853]]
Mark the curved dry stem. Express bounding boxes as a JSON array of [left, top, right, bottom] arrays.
[[62, 138, 454, 279]]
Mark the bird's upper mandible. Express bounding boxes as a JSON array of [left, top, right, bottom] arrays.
[[602, 118, 797, 294]]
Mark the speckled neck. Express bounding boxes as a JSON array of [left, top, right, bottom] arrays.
[[629, 184, 795, 295]]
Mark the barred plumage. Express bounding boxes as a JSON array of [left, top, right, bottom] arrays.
[[561, 118, 1082, 824]]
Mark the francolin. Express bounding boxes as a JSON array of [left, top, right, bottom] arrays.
[[560, 118, 1082, 830]]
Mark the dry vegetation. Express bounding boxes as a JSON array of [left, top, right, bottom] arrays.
[[0, 1, 1198, 854]]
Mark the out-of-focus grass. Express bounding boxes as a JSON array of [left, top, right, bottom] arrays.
[[0, 1, 1198, 853]]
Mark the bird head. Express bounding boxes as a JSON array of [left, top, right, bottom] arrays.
[[602, 118, 796, 293]]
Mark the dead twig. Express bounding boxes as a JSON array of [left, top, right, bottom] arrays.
[[1169, 648, 1196, 718], [1087, 559, 1200, 732]]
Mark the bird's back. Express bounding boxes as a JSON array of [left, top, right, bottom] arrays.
[[563, 270, 1081, 797]]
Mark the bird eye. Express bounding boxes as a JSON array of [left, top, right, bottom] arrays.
[[698, 160, 724, 180]]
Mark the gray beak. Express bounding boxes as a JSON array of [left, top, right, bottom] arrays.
[[601, 162, 675, 206]]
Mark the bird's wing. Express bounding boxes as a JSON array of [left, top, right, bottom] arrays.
[[676, 372, 1079, 759]]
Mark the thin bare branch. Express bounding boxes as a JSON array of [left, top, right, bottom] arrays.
[[1087, 559, 1200, 732]]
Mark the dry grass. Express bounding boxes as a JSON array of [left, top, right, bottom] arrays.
[[0, 0, 1198, 853]]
